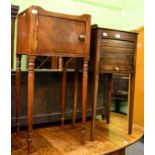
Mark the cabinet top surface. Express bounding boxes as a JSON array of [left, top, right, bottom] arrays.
[[91, 24, 138, 34], [18, 5, 91, 21]]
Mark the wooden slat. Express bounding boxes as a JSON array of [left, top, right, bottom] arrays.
[[100, 39, 135, 48], [100, 46, 134, 55], [100, 54, 133, 66]]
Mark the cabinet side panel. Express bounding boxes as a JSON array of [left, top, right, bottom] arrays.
[[133, 28, 144, 127], [16, 13, 33, 54]]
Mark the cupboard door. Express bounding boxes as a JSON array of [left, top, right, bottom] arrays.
[[37, 15, 86, 57]]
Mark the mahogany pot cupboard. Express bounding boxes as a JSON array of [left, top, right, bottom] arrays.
[[89, 25, 137, 140], [15, 6, 91, 153]]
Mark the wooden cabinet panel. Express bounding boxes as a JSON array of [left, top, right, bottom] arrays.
[[96, 28, 137, 73], [133, 27, 144, 127], [100, 28, 137, 42], [100, 39, 135, 49], [100, 46, 134, 55], [37, 16, 86, 55], [100, 54, 133, 66]]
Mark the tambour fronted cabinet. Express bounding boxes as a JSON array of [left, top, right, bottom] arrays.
[[16, 6, 91, 153], [90, 25, 137, 140]]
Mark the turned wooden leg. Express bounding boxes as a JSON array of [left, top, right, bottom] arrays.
[[27, 56, 35, 154], [91, 71, 99, 141], [128, 73, 135, 134], [81, 59, 88, 144], [58, 57, 63, 69], [72, 70, 79, 128], [51, 57, 58, 69], [16, 54, 21, 136], [61, 63, 67, 128], [106, 74, 112, 124]]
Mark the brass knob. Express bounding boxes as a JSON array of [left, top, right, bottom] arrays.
[[79, 34, 85, 41], [114, 66, 120, 71]]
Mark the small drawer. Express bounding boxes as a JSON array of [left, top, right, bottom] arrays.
[[99, 64, 133, 73], [100, 29, 137, 42]]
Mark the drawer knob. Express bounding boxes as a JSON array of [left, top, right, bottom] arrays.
[[79, 34, 85, 41], [114, 66, 120, 71]]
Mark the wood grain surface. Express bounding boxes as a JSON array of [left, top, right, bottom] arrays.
[[12, 112, 144, 155]]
